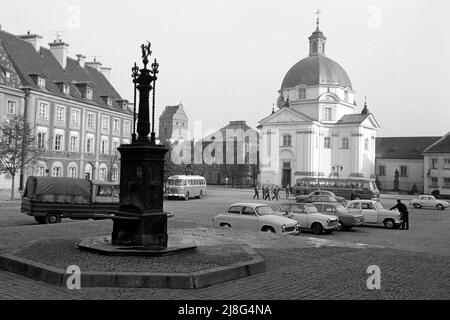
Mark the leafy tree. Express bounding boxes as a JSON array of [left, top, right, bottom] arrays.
[[0, 115, 43, 200]]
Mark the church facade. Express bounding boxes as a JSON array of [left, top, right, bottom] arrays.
[[258, 21, 380, 187]]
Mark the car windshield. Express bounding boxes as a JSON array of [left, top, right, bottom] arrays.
[[256, 206, 274, 215], [305, 206, 319, 214], [373, 202, 384, 210], [335, 204, 347, 214]]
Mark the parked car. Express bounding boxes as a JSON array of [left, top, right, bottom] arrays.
[[296, 190, 346, 203], [213, 203, 299, 234], [21, 176, 120, 224], [408, 195, 449, 210], [309, 202, 364, 231], [276, 202, 339, 234], [346, 200, 402, 229]]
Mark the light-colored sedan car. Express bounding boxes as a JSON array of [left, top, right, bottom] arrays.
[[276, 202, 339, 234], [409, 195, 449, 210], [296, 190, 346, 203], [346, 200, 402, 229], [213, 203, 299, 234]]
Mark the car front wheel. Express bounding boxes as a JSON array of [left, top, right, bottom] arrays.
[[436, 204, 444, 210], [220, 223, 231, 228], [262, 226, 276, 234], [336, 220, 345, 231], [384, 219, 395, 229], [413, 203, 422, 209], [311, 223, 324, 235]]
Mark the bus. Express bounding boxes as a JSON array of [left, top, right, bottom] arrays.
[[165, 175, 207, 200], [293, 177, 380, 201]]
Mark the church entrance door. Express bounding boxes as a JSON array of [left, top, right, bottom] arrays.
[[282, 169, 291, 188]]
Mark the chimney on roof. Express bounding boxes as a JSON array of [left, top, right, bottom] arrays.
[[100, 66, 111, 81], [19, 31, 43, 52], [85, 58, 102, 71], [49, 38, 69, 70], [76, 54, 86, 68]]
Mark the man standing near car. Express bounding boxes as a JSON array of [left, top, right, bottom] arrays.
[[389, 199, 409, 230]]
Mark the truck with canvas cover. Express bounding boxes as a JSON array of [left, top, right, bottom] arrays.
[[21, 176, 120, 224]]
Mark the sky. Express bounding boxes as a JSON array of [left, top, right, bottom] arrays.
[[1, 0, 449, 137]]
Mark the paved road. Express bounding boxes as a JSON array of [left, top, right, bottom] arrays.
[[0, 189, 449, 300]]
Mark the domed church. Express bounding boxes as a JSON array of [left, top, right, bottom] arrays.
[[258, 17, 380, 187]]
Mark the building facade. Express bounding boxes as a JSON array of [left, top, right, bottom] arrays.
[[423, 132, 450, 196], [258, 21, 379, 187], [195, 121, 259, 187], [158, 103, 188, 143], [375, 137, 440, 193], [0, 29, 133, 189]]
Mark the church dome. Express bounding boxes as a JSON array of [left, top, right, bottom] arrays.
[[281, 55, 352, 90], [281, 20, 352, 91]]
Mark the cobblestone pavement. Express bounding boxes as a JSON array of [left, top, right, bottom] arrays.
[[1, 244, 449, 300], [0, 189, 449, 300]]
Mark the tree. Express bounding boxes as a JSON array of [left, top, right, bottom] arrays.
[[106, 150, 121, 182], [0, 115, 43, 200]]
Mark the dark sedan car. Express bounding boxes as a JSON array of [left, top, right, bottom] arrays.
[[296, 190, 346, 203], [309, 202, 364, 231]]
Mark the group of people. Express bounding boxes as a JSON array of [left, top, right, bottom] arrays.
[[253, 184, 294, 201]]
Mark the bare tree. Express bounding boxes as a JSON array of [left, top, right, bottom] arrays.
[[0, 115, 42, 200], [106, 150, 121, 182]]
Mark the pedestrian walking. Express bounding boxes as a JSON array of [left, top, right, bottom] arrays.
[[389, 199, 409, 230], [264, 186, 271, 201], [261, 185, 266, 200], [272, 186, 279, 201], [253, 185, 260, 200], [286, 184, 291, 198]]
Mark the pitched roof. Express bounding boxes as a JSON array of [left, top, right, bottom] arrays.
[[0, 29, 130, 115], [423, 132, 450, 154], [202, 121, 257, 142], [376, 136, 440, 159], [159, 103, 187, 120], [336, 113, 369, 125]]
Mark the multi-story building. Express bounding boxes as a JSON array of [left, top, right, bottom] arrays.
[[195, 121, 259, 187], [0, 28, 133, 189], [423, 132, 450, 196], [375, 136, 440, 193]]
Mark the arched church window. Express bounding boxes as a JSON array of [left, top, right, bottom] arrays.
[[282, 135, 292, 147], [342, 138, 349, 149], [313, 42, 318, 53], [344, 90, 349, 102]]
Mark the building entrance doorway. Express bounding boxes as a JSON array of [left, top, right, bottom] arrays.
[[282, 162, 291, 188]]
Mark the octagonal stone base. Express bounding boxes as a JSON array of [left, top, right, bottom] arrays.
[[0, 238, 266, 289], [78, 235, 197, 256]]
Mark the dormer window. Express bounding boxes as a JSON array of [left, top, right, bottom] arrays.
[[38, 77, 46, 87], [86, 88, 93, 100], [122, 102, 127, 110], [5, 71, 11, 79], [107, 97, 112, 107], [63, 84, 70, 95]]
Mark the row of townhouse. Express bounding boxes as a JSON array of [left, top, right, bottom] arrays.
[[0, 27, 133, 190]]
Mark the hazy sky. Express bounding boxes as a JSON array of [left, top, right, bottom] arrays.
[[1, 0, 449, 137]]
